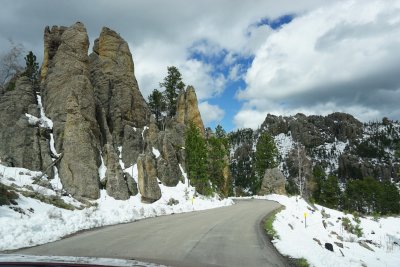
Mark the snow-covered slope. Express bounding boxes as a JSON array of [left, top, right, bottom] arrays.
[[0, 164, 233, 251], [264, 195, 400, 267]]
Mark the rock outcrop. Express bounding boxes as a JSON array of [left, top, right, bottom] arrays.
[[137, 153, 161, 203], [103, 144, 130, 199], [176, 85, 205, 136], [0, 21, 209, 203], [0, 76, 52, 171], [261, 112, 363, 147], [89, 27, 150, 146], [41, 22, 102, 198], [258, 167, 286, 195]]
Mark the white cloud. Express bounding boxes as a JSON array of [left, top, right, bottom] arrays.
[[198, 101, 225, 126], [235, 0, 400, 129]]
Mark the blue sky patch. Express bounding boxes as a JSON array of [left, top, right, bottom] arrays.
[[256, 14, 295, 30]]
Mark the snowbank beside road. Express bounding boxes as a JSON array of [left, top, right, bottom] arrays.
[[0, 164, 233, 251], [263, 194, 400, 267]]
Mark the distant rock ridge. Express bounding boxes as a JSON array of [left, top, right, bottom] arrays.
[[230, 112, 399, 196], [0, 22, 208, 202]]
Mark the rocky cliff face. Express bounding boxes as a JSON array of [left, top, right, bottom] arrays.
[[230, 113, 400, 195], [0, 76, 52, 171], [0, 22, 207, 202]]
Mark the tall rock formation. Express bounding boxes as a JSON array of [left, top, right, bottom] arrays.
[[176, 85, 205, 136], [89, 27, 150, 146], [0, 22, 210, 202], [41, 22, 102, 199]]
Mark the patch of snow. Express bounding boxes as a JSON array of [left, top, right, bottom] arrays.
[[36, 95, 53, 129], [274, 132, 294, 160], [152, 147, 161, 158], [117, 146, 125, 170], [0, 164, 233, 251], [142, 126, 149, 139], [49, 134, 61, 158], [123, 164, 138, 183], [98, 154, 107, 183], [25, 113, 40, 126], [253, 194, 400, 267]]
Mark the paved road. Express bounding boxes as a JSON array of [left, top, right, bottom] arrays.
[[16, 199, 288, 267]]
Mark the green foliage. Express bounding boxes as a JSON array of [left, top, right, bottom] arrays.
[[285, 178, 299, 196], [254, 132, 278, 192], [230, 147, 256, 194], [160, 66, 185, 117], [207, 127, 231, 196], [395, 143, 400, 159], [23, 51, 39, 90], [255, 132, 278, 177], [319, 175, 341, 209], [293, 258, 310, 267], [148, 88, 166, 127], [207, 136, 226, 192], [185, 122, 212, 196], [342, 216, 363, 237], [215, 124, 228, 148], [311, 165, 325, 202], [264, 208, 283, 240], [343, 177, 400, 215]]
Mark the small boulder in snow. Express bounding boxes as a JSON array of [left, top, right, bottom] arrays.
[[325, 242, 334, 252]]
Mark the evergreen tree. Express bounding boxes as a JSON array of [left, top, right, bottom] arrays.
[[148, 89, 166, 128], [160, 66, 185, 117], [254, 132, 278, 192], [320, 175, 341, 209], [312, 165, 325, 202], [207, 136, 226, 193], [23, 51, 39, 90], [185, 122, 211, 195]]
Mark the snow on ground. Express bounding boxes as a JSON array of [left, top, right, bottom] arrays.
[[0, 164, 233, 251], [274, 132, 294, 160], [259, 194, 400, 267]]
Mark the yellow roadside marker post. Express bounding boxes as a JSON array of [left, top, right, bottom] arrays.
[[304, 212, 307, 228]]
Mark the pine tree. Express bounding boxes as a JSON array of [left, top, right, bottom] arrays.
[[185, 122, 211, 195], [148, 89, 166, 128], [320, 175, 341, 209], [23, 51, 39, 91], [254, 132, 278, 193], [160, 66, 185, 117]]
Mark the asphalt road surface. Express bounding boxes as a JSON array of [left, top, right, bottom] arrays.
[[15, 199, 289, 267]]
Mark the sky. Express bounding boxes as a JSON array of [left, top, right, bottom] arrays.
[[1, 0, 400, 131]]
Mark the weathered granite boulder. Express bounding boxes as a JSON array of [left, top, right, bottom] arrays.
[[125, 172, 138, 196], [89, 27, 150, 146], [155, 133, 183, 186], [137, 153, 161, 203], [103, 144, 130, 200], [258, 167, 286, 195]]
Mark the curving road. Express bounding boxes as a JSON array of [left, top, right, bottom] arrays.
[[15, 199, 288, 267]]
